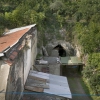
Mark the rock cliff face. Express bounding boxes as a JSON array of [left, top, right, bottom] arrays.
[[74, 45, 81, 58], [74, 44, 89, 65], [45, 40, 75, 57]]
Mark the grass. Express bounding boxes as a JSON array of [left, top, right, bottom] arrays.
[[67, 76, 92, 100], [80, 78, 93, 100]]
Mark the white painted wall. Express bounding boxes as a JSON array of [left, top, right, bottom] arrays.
[[31, 33, 37, 67], [24, 33, 37, 84], [24, 39, 32, 84], [0, 63, 10, 100]]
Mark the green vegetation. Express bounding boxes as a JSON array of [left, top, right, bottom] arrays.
[[82, 53, 100, 100], [0, 0, 100, 100]]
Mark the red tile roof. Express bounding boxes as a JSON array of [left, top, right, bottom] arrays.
[[9, 51, 18, 60], [4, 60, 13, 66], [0, 28, 29, 53]]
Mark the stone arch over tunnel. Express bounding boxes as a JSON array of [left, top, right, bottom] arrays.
[[53, 44, 66, 57]]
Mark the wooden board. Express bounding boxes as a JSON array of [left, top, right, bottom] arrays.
[[25, 78, 49, 89], [28, 83, 49, 89], [25, 86, 44, 92], [28, 75, 48, 83]]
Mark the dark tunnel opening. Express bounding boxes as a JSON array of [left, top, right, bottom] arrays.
[[54, 44, 66, 57]]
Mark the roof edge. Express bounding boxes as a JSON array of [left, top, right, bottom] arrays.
[[4, 24, 36, 35], [0, 53, 4, 57], [0, 24, 36, 55]]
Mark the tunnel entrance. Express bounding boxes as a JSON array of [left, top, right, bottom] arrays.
[[54, 44, 66, 57]]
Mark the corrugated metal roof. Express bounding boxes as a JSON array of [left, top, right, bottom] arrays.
[[25, 70, 72, 99], [61, 57, 70, 64], [44, 74, 72, 99], [29, 70, 49, 80], [71, 57, 82, 64], [61, 56, 83, 65]]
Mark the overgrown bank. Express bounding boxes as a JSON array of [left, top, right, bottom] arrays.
[[0, 0, 100, 100]]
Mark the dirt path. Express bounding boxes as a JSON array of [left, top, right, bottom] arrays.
[[62, 66, 92, 100], [68, 77, 92, 100]]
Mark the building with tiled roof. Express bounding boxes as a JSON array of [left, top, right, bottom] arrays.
[[0, 24, 37, 100]]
